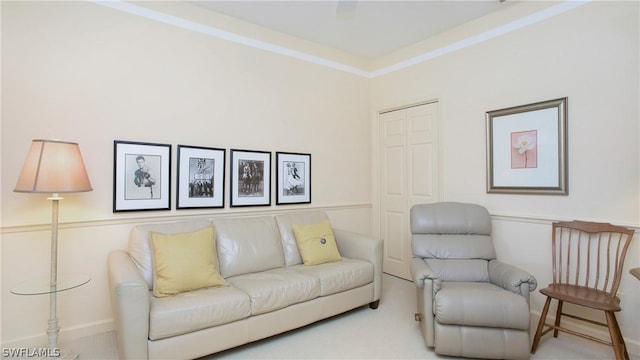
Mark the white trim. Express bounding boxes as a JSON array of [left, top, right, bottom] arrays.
[[371, 1, 589, 77], [89, 0, 588, 78], [0, 202, 373, 234], [89, 0, 370, 77], [0, 319, 114, 349]]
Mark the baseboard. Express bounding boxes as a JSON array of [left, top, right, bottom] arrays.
[[4, 313, 638, 357], [530, 311, 640, 356], [1, 319, 114, 349]]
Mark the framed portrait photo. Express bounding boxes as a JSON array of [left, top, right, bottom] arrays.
[[113, 140, 171, 212], [176, 145, 225, 209], [230, 149, 271, 207], [486, 97, 568, 195], [276, 152, 311, 205]]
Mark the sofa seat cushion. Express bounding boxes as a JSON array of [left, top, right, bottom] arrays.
[[149, 285, 251, 340], [434, 282, 529, 330], [227, 268, 320, 315], [291, 257, 373, 296]]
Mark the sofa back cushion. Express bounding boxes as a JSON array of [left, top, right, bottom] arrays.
[[275, 212, 330, 266], [212, 216, 284, 278], [129, 219, 213, 289]]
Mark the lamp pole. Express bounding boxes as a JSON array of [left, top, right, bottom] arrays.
[[47, 194, 62, 352]]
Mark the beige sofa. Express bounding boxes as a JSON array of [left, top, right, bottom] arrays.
[[108, 212, 383, 360]]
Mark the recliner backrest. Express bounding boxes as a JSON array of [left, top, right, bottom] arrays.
[[410, 202, 496, 282]]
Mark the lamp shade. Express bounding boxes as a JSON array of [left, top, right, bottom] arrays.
[[14, 139, 93, 193]]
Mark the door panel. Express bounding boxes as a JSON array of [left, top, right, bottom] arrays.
[[380, 102, 439, 279], [411, 143, 432, 197], [407, 102, 438, 209], [386, 146, 404, 195], [384, 211, 405, 262]]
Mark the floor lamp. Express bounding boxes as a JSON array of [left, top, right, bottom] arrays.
[[14, 139, 93, 359]]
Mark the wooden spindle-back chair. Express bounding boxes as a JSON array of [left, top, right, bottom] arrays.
[[531, 220, 635, 360]]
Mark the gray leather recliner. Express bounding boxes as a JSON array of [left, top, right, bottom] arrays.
[[410, 202, 537, 360]]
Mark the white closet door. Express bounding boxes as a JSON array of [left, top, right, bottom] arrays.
[[379, 102, 439, 280]]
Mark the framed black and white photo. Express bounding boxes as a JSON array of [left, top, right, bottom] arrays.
[[177, 145, 225, 209], [276, 152, 311, 205], [230, 149, 271, 207], [113, 140, 171, 212]]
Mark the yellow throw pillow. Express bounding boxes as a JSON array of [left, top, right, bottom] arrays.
[[151, 226, 226, 297], [292, 220, 342, 266]]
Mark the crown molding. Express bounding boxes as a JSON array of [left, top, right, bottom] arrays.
[[89, 0, 588, 79]]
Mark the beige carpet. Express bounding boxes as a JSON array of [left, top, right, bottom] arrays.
[[63, 274, 638, 359]]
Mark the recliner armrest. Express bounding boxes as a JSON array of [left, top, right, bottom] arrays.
[[410, 258, 441, 292], [411, 258, 438, 347], [488, 260, 537, 301]]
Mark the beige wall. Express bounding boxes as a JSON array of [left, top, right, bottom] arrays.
[[1, 1, 372, 346], [2, 0, 639, 355], [371, 0, 640, 353]]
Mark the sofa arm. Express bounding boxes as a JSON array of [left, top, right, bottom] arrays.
[[488, 260, 537, 303], [108, 250, 150, 360], [333, 228, 383, 302]]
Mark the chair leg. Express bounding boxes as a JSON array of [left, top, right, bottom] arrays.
[[531, 296, 552, 354], [553, 300, 564, 338], [605, 311, 629, 360]]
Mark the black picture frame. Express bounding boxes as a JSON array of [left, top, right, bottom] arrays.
[[230, 149, 271, 207], [113, 140, 171, 212], [176, 145, 225, 209], [276, 152, 311, 205]]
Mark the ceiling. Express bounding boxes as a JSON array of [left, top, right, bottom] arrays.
[[188, 1, 514, 59]]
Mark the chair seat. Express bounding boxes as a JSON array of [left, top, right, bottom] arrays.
[[540, 284, 621, 311], [435, 282, 530, 330]]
